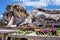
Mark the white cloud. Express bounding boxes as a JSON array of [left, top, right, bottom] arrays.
[[22, 0, 60, 6], [12, 0, 60, 7], [0, 15, 3, 18], [54, 0, 60, 6], [22, 0, 50, 7]]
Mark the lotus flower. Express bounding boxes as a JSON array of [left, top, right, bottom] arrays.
[[40, 28, 44, 33], [50, 26, 55, 32], [45, 30, 48, 34]]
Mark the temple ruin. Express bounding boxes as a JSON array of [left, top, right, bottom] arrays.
[[1, 3, 60, 30]]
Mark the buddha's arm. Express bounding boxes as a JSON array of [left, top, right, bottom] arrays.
[[7, 16, 14, 27]]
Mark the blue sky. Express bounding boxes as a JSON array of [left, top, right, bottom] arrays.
[[0, 0, 60, 18]]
